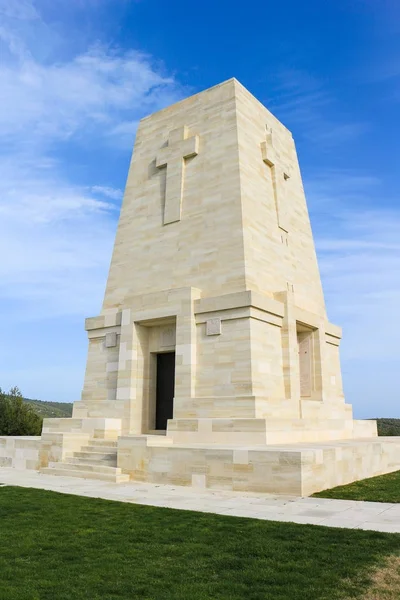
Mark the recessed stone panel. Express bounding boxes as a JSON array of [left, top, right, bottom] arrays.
[[105, 332, 118, 348], [206, 318, 221, 336], [161, 326, 176, 347]]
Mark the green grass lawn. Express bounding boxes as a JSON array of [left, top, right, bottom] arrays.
[[313, 470, 400, 503], [0, 486, 399, 600]]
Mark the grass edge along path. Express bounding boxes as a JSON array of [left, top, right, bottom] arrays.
[[0, 486, 399, 600], [313, 470, 400, 503]]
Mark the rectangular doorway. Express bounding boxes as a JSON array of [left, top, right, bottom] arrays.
[[155, 352, 175, 430]]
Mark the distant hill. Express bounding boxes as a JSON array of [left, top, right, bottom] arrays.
[[22, 398, 73, 419]]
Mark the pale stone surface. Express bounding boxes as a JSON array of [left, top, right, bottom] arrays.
[[155, 125, 200, 225], [117, 436, 400, 496], [105, 332, 118, 348], [2, 79, 399, 494], [76, 79, 349, 430], [0, 468, 399, 534], [206, 318, 222, 336], [0, 437, 41, 470]]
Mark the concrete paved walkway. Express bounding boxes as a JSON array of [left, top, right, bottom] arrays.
[[0, 468, 399, 533]]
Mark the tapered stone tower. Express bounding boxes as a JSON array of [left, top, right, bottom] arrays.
[[40, 80, 400, 494]]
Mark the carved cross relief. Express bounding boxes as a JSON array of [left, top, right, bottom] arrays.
[[261, 127, 291, 233], [156, 125, 199, 225]]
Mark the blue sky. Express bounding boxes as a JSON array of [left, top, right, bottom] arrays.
[[0, 0, 399, 417]]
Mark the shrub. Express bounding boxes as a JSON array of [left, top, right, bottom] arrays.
[[0, 386, 43, 436], [376, 418, 400, 437]]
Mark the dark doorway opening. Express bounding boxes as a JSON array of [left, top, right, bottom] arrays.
[[155, 352, 175, 430]]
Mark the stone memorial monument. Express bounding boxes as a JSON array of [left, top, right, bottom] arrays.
[[39, 79, 400, 494]]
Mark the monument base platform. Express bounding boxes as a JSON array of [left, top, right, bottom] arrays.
[[117, 435, 400, 496]]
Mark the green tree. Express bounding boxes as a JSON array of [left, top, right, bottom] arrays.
[[0, 386, 43, 436]]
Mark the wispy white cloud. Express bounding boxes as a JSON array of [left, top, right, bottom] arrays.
[[91, 186, 123, 201], [0, 0, 186, 321], [0, 0, 39, 20], [306, 171, 400, 364], [0, 0, 186, 151], [268, 69, 368, 145], [0, 44, 183, 148], [0, 157, 117, 319]]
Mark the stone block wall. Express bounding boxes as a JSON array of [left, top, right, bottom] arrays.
[[0, 437, 41, 470], [117, 435, 400, 496]]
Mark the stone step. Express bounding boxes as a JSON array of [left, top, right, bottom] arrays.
[[73, 451, 117, 462], [69, 454, 117, 467], [89, 439, 118, 448], [80, 445, 117, 454], [41, 467, 129, 483], [146, 435, 174, 447], [264, 429, 353, 445], [60, 459, 121, 474]]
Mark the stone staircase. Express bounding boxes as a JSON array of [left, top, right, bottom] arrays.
[[41, 439, 129, 483]]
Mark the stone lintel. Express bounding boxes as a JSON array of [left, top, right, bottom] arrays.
[[124, 287, 202, 326], [85, 315, 105, 331], [250, 307, 282, 327], [85, 312, 121, 331], [294, 306, 323, 329], [87, 325, 121, 340], [294, 306, 342, 340], [135, 312, 177, 327], [195, 306, 282, 328], [195, 290, 285, 318], [196, 307, 249, 324], [85, 288, 202, 332]]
